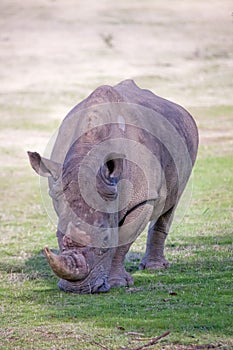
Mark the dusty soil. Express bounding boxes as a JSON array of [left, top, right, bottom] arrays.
[[0, 0, 232, 166]]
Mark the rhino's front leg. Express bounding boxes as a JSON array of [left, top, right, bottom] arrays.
[[108, 243, 134, 288], [139, 207, 174, 270]]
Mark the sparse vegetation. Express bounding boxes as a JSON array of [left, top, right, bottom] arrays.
[[0, 0, 232, 349]]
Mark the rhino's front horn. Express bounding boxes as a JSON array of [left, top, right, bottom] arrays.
[[44, 247, 89, 281]]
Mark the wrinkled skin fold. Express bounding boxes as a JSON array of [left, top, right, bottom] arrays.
[[28, 79, 198, 293]]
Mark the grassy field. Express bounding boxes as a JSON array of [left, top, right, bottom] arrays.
[[0, 1, 232, 349]]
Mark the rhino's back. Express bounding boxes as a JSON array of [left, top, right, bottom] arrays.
[[50, 80, 198, 167], [114, 80, 198, 164]]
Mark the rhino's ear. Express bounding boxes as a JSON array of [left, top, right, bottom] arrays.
[[27, 151, 61, 179], [102, 153, 125, 182]]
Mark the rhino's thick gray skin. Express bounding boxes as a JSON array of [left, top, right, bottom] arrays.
[[28, 80, 198, 293]]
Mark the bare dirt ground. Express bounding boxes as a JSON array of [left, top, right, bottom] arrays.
[[0, 0, 232, 170]]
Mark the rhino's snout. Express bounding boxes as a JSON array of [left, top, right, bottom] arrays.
[[58, 275, 111, 294]]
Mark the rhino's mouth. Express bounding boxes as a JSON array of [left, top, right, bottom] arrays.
[[44, 222, 115, 294], [57, 268, 111, 294], [45, 246, 112, 293]]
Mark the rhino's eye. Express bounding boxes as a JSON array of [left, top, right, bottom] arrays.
[[103, 234, 109, 245], [94, 247, 108, 255], [101, 248, 108, 255]]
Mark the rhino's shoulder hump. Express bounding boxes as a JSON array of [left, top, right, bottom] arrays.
[[114, 79, 198, 163], [64, 84, 125, 122], [87, 85, 124, 105]]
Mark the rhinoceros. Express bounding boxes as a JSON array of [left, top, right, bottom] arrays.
[[28, 79, 198, 293]]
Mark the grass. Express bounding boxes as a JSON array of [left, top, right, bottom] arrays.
[[0, 0, 232, 345], [0, 104, 232, 350]]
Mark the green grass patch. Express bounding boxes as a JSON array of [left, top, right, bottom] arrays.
[[1, 106, 233, 349]]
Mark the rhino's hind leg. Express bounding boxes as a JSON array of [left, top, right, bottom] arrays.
[[108, 243, 134, 288], [139, 208, 174, 270]]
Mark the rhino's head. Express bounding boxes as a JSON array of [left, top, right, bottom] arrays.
[[28, 132, 126, 293]]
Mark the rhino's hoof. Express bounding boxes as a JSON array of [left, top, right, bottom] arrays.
[[139, 259, 170, 270], [109, 272, 134, 288]]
